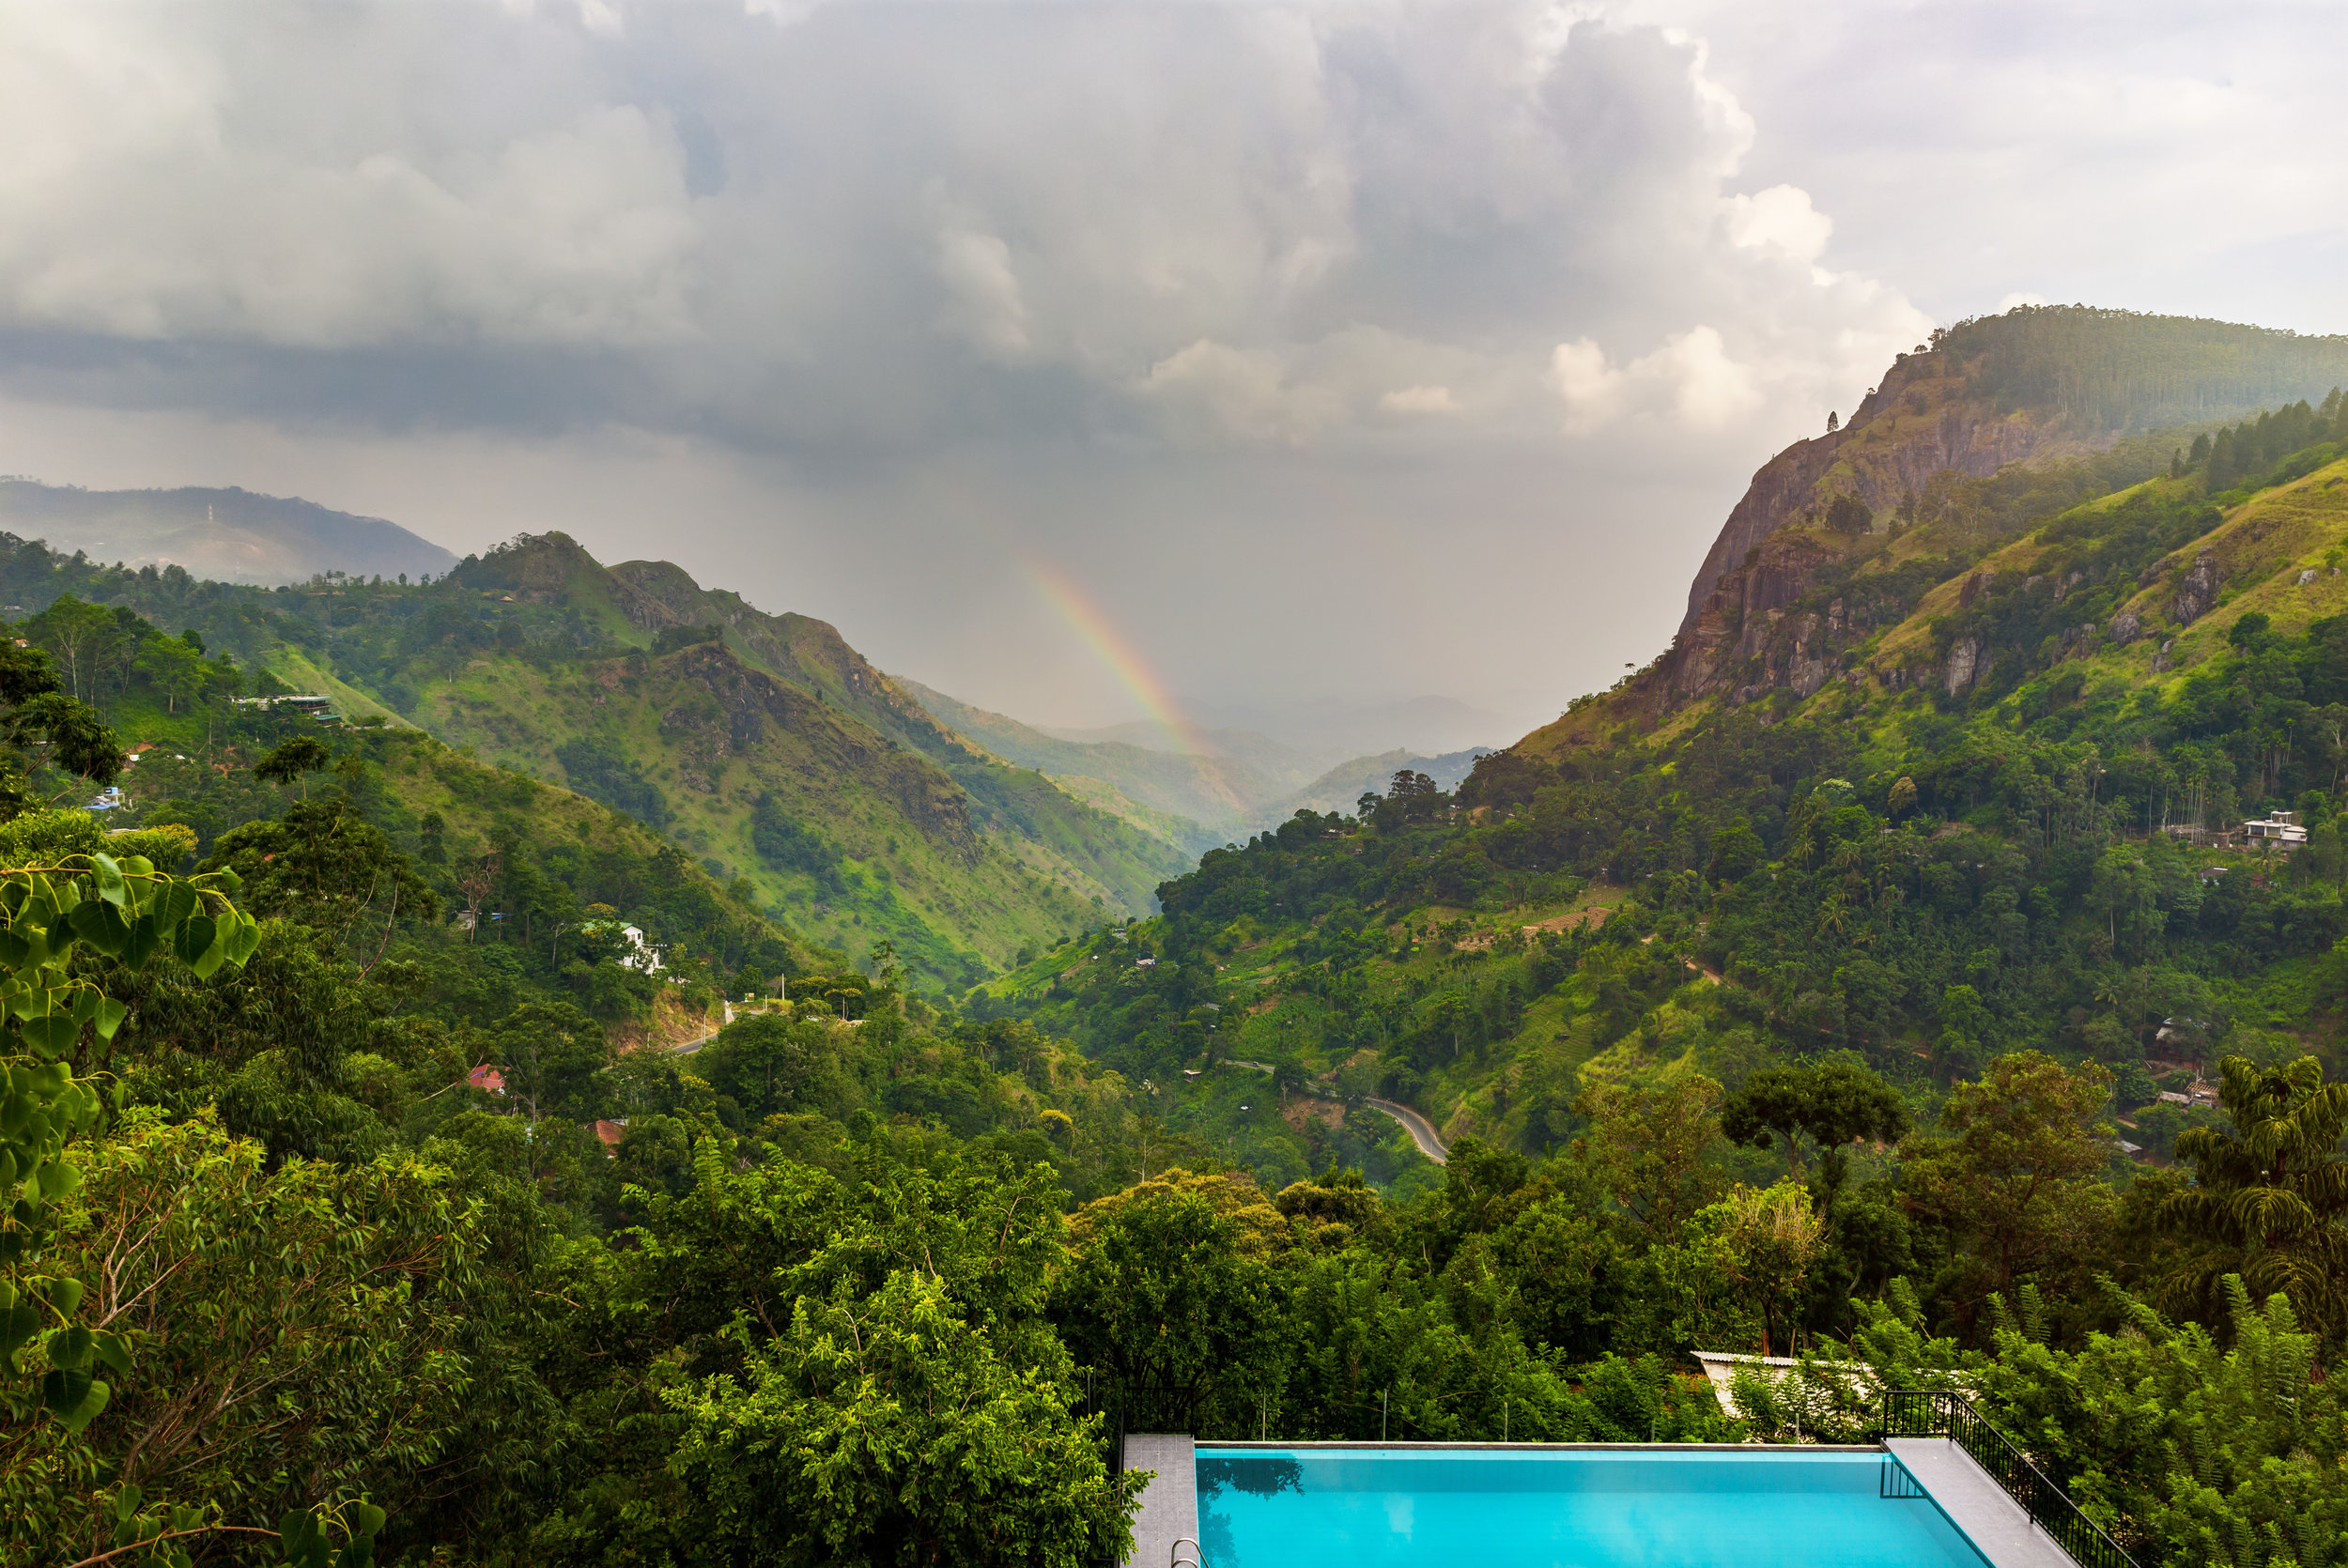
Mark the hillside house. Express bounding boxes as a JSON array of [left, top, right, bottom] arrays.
[[2244, 810, 2308, 847], [468, 1064, 506, 1096], [580, 919, 665, 974]]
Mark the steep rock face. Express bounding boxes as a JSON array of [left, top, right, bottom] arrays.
[[1662, 347, 2109, 704]]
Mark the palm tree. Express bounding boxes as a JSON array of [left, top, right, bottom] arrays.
[[2159, 1056, 2348, 1344]]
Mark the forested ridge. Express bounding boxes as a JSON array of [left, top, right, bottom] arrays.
[[0, 530, 1184, 984], [6, 321, 2348, 1567]]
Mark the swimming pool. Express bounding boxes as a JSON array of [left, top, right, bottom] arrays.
[[1193, 1446, 1992, 1568]]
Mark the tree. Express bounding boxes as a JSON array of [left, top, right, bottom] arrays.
[[1900, 1053, 2117, 1311], [1049, 1173, 1290, 1433], [490, 1001, 610, 1125], [133, 636, 203, 715], [1823, 493, 1872, 536], [696, 1011, 819, 1119], [253, 735, 332, 800], [669, 1270, 1143, 1568], [2157, 1055, 2348, 1342], [1698, 1181, 1827, 1357], [0, 844, 270, 1561], [1570, 1075, 1726, 1241], [1826, 410, 1840, 433], [1722, 1060, 1911, 1178], [24, 596, 115, 703], [27, 1113, 473, 1563], [198, 797, 440, 944]]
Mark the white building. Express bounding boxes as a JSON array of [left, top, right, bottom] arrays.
[[2244, 810, 2309, 847]]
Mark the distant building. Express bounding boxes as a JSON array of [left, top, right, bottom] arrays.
[[580, 919, 665, 974], [593, 1118, 627, 1155], [468, 1064, 507, 1096], [233, 693, 333, 716], [2244, 810, 2309, 847]]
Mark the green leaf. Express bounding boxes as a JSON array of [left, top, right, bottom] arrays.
[[151, 880, 199, 931], [0, 1301, 39, 1360], [51, 1324, 93, 1369], [224, 914, 261, 966], [42, 1276, 83, 1315], [176, 914, 218, 971], [93, 997, 129, 1042], [41, 1364, 91, 1415], [0, 928, 29, 968], [114, 1484, 143, 1521], [91, 1330, 131, 1376], [20, 1016, 78, 1058], [67, 899, 130, 957], [91, 853, 126, 908], [44, 1370, 108, 1431], [37, 1158, 83, 1199]]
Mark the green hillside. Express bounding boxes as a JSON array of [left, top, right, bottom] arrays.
[[0, 531, 1186, 984]]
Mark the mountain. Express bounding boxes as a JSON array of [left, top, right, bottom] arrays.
[[1626, 307, 2348, 730], [0, 530, 1189, 986], [901, 681, 1299, 853], [979, 308, 2348, 1211], [902, 678, 1494, 851], [0, 480, 457, 586], [1248, 746, 1492, 827]]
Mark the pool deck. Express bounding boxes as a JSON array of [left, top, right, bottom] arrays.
[[1886, 1437, 2078, 1568], [1123, 1433, 1197, 1568]]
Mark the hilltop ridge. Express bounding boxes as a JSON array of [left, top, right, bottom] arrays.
[[0, 479, 457, 585]]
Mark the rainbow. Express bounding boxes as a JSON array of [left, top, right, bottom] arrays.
[[1024, 561, 1212, 763]]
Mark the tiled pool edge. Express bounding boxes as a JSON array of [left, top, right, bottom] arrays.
[[1886, 1437, 2076, 1568], [1123, 1440, 2059, 1568], [1123, 1434, 1197, 1568]]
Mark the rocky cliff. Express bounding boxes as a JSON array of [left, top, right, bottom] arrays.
[[1664, 343, 2107, 703]]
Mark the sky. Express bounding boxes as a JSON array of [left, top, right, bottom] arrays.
[[0, 0, 2340, 751]]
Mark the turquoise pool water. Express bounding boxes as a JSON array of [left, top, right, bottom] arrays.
[[1194, 1447, 1990, 1568]]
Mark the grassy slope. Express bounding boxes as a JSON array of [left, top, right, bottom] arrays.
[[389, 638, 1128, 982]]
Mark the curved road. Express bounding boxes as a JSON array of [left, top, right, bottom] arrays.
[[1365, 1096, 1450, 1165], [669, 1018, 1452, 1166]]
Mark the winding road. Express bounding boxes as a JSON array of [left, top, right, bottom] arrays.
[[668, 1013, 1454, 1167], [1364, 1096, 1450, 1164]]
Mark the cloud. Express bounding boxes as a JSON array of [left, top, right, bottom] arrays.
[[1723, 184, 1832, 262], [1379, 385, 1459, 414], [1550, 339, 1628, 433], [0, 3, 1930, 459], [0, 8, 702, 349], [33, 1, 2337, 736]]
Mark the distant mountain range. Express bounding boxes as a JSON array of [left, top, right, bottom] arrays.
[[0, 480, 456, 585], [901, 677, 1491, 854]]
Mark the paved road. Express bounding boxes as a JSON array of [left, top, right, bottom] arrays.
[[1365, 1096, 1449, 1164], [1222, 1058, 1449, 1166]]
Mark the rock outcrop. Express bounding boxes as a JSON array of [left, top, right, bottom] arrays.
[[2171, 548, 2220, 623]]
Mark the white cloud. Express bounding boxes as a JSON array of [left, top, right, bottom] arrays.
[[1379, 385, 1459, 414], [1999, 290, 2051, 312], [1723, 184, 1832, 262], [933, 226, 1031, 358], [1550, 339, 1629, 433]]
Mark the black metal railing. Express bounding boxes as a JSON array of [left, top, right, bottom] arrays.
[[1881, 1391, 2140, 1568]]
